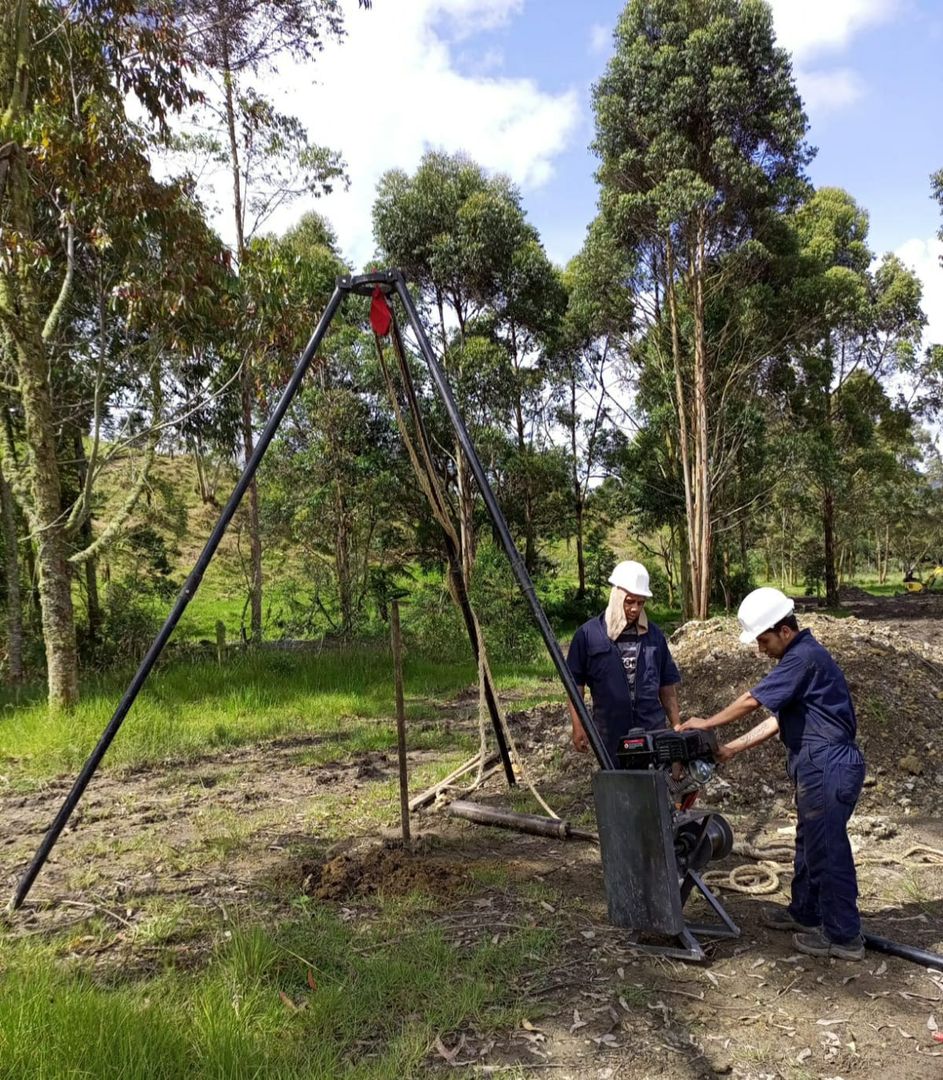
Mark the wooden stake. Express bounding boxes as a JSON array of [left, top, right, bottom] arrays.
[[391, 600, 411, 847]]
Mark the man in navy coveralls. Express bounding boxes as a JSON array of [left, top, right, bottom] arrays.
[[567, 560, 682, 761], [680, 587, 867, 961]]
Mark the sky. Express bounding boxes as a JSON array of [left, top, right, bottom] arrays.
[[251, 0, 943, 348]]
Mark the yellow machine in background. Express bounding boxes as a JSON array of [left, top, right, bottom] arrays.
[[903, 566, 943, 592]]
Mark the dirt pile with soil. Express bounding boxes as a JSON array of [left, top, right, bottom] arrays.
[[665, 613, 943, 812], [301, 842, 467, 901]]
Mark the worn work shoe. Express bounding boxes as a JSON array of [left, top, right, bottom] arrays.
[[793, 928, 866, 961], [762, 905, 820, 932]]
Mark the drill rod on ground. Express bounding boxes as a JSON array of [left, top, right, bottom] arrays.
[[448, 799, 598, 842]]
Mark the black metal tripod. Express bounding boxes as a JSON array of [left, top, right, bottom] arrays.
[[8, 269, 614, 914]]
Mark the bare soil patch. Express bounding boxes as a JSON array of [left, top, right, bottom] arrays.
[[300, 841, 468, 901]]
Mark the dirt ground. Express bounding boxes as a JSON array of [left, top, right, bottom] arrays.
[[3, 594, 943, 1078]]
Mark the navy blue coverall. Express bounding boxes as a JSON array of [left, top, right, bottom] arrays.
[[751, 629, 866, 945], [566, 613, 681, 761]]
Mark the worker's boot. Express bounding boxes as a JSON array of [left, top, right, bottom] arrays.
[[793, 928, 865, 961], [762, 904, 819, 932]]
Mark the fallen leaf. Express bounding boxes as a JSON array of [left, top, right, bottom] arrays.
[[513, 1031, 545, 1045], [929, 1015, 939, 1032], [434, 1035, 464, 1064], [796, 1048, 812, 1063], [817, 1018, 850, 1026], [306, 970, 317, 992], [592, 1033, 620, 1047], [873, 961, 888, 976], [581, 930, 595, 940], [521, 1018, 540, 1032], [899, 1028, 916, 1040], [570, 1009, 587, 1033]]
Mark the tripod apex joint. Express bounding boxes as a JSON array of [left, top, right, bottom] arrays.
[[337, 270, 403, 296]]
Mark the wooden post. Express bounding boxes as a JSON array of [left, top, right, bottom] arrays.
[[390, 600, 411, 847], [215, 620, 226, 666]]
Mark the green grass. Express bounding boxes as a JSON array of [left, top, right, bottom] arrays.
[[0, 901, 556, 1079], [0, 647, 559, 783]]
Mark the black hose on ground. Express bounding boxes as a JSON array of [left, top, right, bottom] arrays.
[[864, 932, 943, 972]]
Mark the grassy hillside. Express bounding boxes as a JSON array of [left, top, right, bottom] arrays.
[[89, 449, 309, 644]]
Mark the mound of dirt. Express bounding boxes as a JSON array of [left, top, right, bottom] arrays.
[[838, 584, 876, 601], [301, 844, 466, 901], [669, 613, 943, 811]]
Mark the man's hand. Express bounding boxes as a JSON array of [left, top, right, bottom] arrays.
[[679, 716, 711, 731], [571, 720, 590, 753], [715, 743, 736, 764]]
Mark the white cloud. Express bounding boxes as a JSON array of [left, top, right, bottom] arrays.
[[896, 235, 943, 350], [767, 0, 900, 61], [793, 66, 865, 113], [768, 0, 902, 117], [242, 0, 579, 267], [589, 22, 610, 56]]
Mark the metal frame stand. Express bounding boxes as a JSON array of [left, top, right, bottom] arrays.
[[9, 269, 611, 914], [593, 769, 740, 962], [647, 870, 741, 962]]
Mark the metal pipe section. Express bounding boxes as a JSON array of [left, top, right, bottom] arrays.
[[393, 275, 615, 771], [864, 932, 943, 972], [9, 286, 347, 913], [449, 799, 597, 842]]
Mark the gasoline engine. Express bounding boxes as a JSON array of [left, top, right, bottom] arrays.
[[617, 727, 734, 876]]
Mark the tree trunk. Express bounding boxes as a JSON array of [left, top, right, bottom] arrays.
[[661, 527, 676, 609], [665, 240, 696, 620], [691, 219, 712, 620], [0, 17, 79, 706], [510, 325, 536, 574], [334, 486, 352, 636], [222, 28, 263, 643], [0, 456, 23, 683], [823, 486, 839, 607], [73, 433, 101, 651], [456, 443, 476, 589], [241, 376, 263, 640], [570, 372, 586, 599], [14, 331, 79, 707]]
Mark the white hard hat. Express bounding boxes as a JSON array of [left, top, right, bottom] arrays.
[[608, 560, 652, 598], [737, 587, 794, 644]]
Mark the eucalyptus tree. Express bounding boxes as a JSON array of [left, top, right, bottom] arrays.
[[373, 152, 563, 579], [592, 0, 811, 617], [175, 0, 371, 641], [777, 187, 926, 605], [0, 1, 202, 706], [246, 213, 411, 636], [555, 221, 635, 598]]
